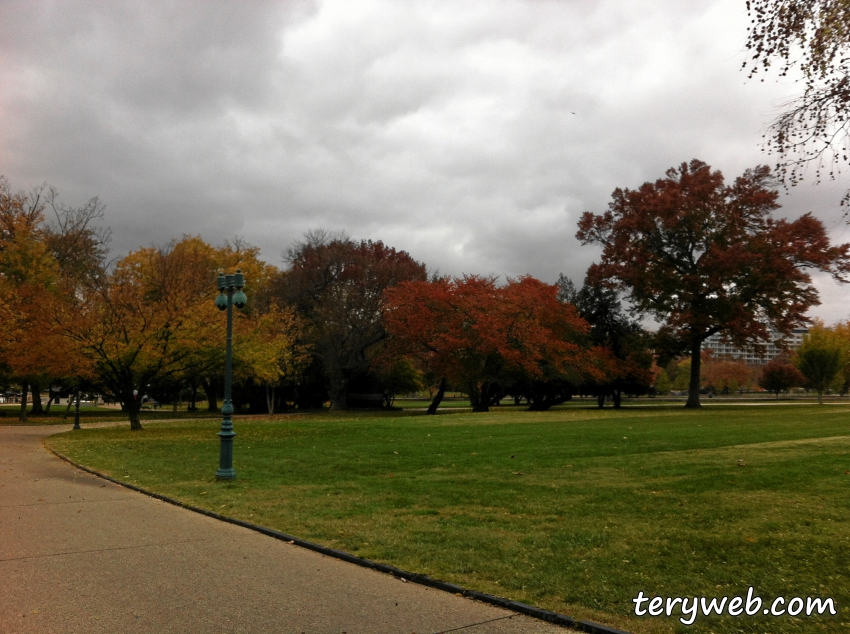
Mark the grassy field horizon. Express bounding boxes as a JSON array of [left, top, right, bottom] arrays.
[[44, 404, 850, 633]]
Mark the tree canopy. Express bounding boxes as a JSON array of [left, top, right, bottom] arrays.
[[794, 323, 849, 402], [274, 231, 427, 410], [0, 178, 105, 420], [383, 275, 598, 412], [744, 0, 850, 203], [576, 159, 850, 408], [558, 274, 654, 408], [759, 355, 806, 398]]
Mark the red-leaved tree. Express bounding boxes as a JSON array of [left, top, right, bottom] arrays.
[[758, 356, 806, 399], [577, 160, 850, 408], [383, 275, 598, 412]]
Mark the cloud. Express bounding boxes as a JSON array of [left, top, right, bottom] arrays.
[[1, 0, 848, 322]]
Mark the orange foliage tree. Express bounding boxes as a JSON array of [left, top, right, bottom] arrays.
[[383, 275, 599, 412], [0, 177, 100, 420], [700, 354, 755, 394]]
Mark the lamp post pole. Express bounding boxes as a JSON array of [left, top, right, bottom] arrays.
[[215, 269, 247, 480], [73, 388, 81, 430]]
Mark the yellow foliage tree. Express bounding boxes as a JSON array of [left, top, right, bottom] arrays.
[[59, 236, 220, 429]]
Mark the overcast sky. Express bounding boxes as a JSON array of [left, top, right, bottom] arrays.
[[2, 0, 849, 323]]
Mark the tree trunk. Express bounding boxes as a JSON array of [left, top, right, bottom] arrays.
[[470, 381, 490, 412], [266, 384, 275, 415], [612, 389, 622, 409], [203, 377, 219, 412], [125, 395, 143, 430], [329, 389, 348, 410], [19, 381, 29, 422], [817, 389, 824, 404], [189, 383, 198, 412], [30, 382, 44, 415], [63, 395, 74, 419], [597, 393, 605, 408], [44, 391, 55, 414], [427, 377, 447, 415], [685, 339, 702, 408], [328, 373, 349, 410]]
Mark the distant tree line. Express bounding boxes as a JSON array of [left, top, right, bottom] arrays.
[[2, 158, 848, 427], [656, 319, 850, 403]]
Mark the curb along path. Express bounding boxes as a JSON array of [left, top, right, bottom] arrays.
[[1, 425, 631, 634]]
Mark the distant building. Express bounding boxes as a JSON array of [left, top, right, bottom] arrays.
[[703, 328, 808, 365]]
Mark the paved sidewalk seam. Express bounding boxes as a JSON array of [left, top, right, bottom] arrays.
[[0, 537, 212, 563], [45, 441, 633, 634], [1, 496, 129, 508], [436, 614, 516, 632]]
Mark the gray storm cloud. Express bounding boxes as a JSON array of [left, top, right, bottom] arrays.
[[1, 0, 848, 321]]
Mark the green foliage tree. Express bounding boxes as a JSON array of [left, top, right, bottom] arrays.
[[561, 274, 654, 408], [373, 356, 423, 408], [672, 359, 692, 391], [794, 325, 849, 403], [654, 369, 672, 395]]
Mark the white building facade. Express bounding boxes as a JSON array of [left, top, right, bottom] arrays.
[[702, 328, 808, 365]]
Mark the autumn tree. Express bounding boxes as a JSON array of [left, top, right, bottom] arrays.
[[577, 159, 850, 408], [744, 0, 850, 204], [794, 324, 849, 402], [274, 231, 427, 410], [59, 236, 221, 429], [175, 239, 282, 412], [383, 275, 596, 412], [233, 304, 309, 414], [0, 178, 103, 420], [701, 355, 754, 394], [759, 355, 806, 398], [831, 320, 850, 392]]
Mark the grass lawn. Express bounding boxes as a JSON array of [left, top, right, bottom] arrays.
[[45, 405, 850, 633]]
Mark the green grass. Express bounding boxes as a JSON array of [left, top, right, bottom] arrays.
[[45, 405, 850, 633]]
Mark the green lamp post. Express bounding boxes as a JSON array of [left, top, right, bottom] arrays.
[[72, 388, 81, 430], [214, 269, 247, 480]]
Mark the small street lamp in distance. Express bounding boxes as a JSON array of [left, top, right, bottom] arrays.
[[214, 268, 247, 480], [73, 387, 81, 430]]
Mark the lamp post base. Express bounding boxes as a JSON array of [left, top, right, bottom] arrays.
[[217, 400, 236, 480], [215, 468, 236, 480]]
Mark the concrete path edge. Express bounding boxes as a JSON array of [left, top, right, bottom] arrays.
[[44, 441, 633, 634]]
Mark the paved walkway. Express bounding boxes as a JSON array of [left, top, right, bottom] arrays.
[[0, 425, 570, 634]]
